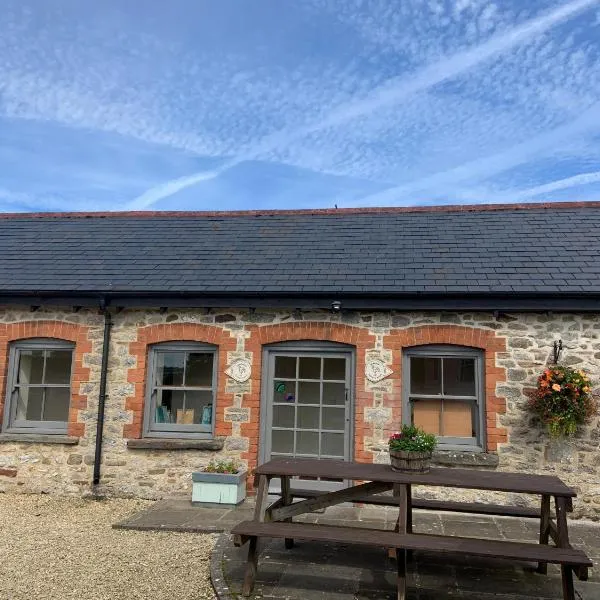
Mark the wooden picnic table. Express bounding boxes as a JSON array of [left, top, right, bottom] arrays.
[[232, 458, 592, 600]]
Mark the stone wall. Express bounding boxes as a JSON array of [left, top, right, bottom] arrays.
[[0, 307, 598, 519]]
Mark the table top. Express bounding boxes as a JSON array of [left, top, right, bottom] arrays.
[[255, 458, 576, 497]]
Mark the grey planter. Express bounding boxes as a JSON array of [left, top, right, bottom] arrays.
[[191, 470, 247, 505]]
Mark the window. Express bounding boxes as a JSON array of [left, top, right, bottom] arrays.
[[144, 343, 217, 437], [403, 345, 484, 449], [3, 339, 74, 433]]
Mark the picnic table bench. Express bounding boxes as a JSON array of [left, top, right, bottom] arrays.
[[232, 458, 592, 600]]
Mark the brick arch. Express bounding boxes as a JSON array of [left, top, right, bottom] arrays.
[[384, 325, 508, 451], [245, 322, 377, 468], [0, 320, 92, 437], [124, 323, 237, 439]]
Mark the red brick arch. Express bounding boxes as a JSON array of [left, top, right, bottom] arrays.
[[244, 322, 378, 468], [384, 325, 508, 450], [0, 320, 92, 437], [124, 323, 237, 439]]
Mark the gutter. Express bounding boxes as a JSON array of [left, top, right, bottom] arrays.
[[92, 300, 112, 488]]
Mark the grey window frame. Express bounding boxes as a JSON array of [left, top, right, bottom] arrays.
[[143, 342, 218, 439], [402, 344, 485, 451], [2, 338, 74, 435]]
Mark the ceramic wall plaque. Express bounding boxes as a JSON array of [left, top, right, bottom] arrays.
[[365, 358, 393, 383], [225, 359, 252, 383]]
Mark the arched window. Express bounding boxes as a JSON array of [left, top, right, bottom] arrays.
[[403, 345, 484, 450], [3, 338, 74, 433], [144, 342, 218, 438]]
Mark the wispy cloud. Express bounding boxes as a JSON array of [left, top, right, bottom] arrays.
[[128, 0, 600, 208]]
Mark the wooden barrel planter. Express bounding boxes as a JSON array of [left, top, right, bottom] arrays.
[[389, 450, 432, 473]]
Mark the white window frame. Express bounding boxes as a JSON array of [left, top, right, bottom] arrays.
[[402, 344, 485, 451], [2, 338, 74, 434], [143, 342, 218, 439]]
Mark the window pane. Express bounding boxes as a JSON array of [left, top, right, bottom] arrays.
[[321, 433, 344, 457], [272, 429, 294, 454], [297, 406, 319, 429], [274, 356, 296, 379], [185, 353, 213, 387], [274, 381, 296, 403], [185, 390, 213, 425], [323, 358, 345, 381], [410, 357, 441, 395], [273, 405, 295, 428], [322, 382, 345, 405], [154, 389, 185, 424], [44, 387, 70, 421], [297, 381, 320, 404], [412, 399, 441, 435], [322, 407, 345, 431], [297, 431, 319, 454], [45, 350, 73, 385], [155, 352, 185, 386], [17, 350, 45, 385], [16, 387, 44, 421], [298, 357, 320, 379], [442, 400, 475, 437], [443, 358, 476, 396]]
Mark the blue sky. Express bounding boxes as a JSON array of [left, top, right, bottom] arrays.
[[1, 0, 600, 212]]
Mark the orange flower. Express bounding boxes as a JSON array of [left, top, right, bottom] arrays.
[[552, 384, 562, 392]]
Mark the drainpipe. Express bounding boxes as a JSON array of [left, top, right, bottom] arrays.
[[92, 300, 112, 487]]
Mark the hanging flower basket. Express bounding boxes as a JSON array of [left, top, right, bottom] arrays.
[[388, 425, 437, 473], [527, 366, 597, 437]]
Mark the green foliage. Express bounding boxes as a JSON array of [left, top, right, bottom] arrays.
[[203, 459, 239, 474], [528, 366, 597, 437], [388, 424, 437, 453]]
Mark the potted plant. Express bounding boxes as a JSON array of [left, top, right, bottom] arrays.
[[192, 459, 247, 505], [527, 366, 597, 437], [388, 424, 437, 473]]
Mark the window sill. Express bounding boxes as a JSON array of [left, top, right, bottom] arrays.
[[0, 433, 79, 445], [126, 437, 225, 451], [432, 450, 499, 468]]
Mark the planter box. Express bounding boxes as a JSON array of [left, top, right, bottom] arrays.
[[191, 470, 247, 505]]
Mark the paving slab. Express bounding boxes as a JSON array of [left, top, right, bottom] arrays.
[[114, 497, 600, 599]]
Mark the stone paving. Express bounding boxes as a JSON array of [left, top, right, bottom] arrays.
[[115, 499, 600, 600]]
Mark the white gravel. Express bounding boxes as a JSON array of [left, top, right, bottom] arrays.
[[0, 495, 216, 600]]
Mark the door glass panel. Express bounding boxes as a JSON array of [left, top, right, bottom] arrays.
[[185, 390, 213, 424], [297, 431, 319, 454], [443, 358, 476, 396], [18, 350, 45, 385], [322, 382, 345, 405], [442, 400, 475, 437], [322, 407, 345, 431], [16, 387, 43, 421], [297, 406, 319, 429], [323, 358, 345, 380], [412, 399, 441, 435], [297, 381, 320, 404], [321, 433, 344, 457], [185, 353, 213, 387], [299, 357, 320, 379], [44, 387, 70, 421], [275, 356, 296, 379], [155, 352, 185, 386], [273, 405, 295, 428], [272, 429, 294, 454], [45, 351, 72, 384], [410, 357, 441, 395]]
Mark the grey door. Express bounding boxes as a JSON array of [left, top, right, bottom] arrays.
[[262, 349, 353, 471]]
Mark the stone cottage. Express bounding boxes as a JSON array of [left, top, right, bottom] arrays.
[[0, 202, 598, 518]]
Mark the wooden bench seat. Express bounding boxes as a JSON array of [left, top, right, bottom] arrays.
[[231, 520, 592, 600], [290, 487, 541, 519]]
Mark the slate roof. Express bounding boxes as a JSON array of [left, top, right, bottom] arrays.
[[0, 202, 599, 298]]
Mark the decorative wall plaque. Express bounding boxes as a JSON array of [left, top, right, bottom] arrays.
[[225, 359, 251, 383], [365, 359, 393, 383]]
